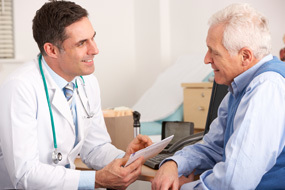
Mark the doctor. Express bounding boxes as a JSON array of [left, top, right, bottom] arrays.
[[0, 1, 152, 190]]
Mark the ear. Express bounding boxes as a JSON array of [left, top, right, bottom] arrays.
[[43, 43, 60, 58], [240, 47, 253, 67]]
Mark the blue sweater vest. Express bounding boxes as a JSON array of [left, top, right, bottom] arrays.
[[223, 57, 285, 189]]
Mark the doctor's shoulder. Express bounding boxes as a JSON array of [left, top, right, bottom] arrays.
[[0, 60, 43, 94]]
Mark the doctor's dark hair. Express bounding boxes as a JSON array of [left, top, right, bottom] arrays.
[[32, 1, 88, 55]]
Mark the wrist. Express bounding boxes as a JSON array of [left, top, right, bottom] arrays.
[[95, 170, 104, 188], [167, 160, 178, 168]]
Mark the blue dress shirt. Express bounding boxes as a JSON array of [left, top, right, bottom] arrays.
[[164, 54, 285, 189]]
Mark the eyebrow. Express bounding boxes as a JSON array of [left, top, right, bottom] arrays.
[[92, 31, 96, 38], [76, 31, 96, 46]]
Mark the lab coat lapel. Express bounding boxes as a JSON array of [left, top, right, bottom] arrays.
[[43, 66, 75, 133], [68, 91, 91, 160], [52, 89, 75, 129]]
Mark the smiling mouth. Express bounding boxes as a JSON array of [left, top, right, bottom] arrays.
[[82, 59, 93, 62]]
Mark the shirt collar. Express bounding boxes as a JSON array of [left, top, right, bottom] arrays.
[[230, 54, 273, 96], [42, 56, 75, 89]]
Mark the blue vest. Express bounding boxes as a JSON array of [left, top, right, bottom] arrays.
[[223, 56, 285, 189]]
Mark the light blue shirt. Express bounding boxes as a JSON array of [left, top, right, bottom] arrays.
[[42, 58, 95, 189], [166, 54, 285, 189]]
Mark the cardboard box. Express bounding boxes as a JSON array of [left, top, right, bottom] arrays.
[[104, 115, 134, 151]]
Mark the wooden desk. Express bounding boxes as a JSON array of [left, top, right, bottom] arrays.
[[75, 158, 157, 181]]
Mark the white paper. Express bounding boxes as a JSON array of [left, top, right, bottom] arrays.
[[124, 135, 174, 167]]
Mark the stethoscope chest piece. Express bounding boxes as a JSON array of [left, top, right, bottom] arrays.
[[52, 150, 62, 164]]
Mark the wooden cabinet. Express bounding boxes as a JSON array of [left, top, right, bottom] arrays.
[[181, 83, 213, 132]]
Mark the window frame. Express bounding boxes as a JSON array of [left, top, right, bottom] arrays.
[[0, 0, 14, 59]]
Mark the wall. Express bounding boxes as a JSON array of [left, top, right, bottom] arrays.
[[0, 0, 284, 109], [169, 0, 285, 64]]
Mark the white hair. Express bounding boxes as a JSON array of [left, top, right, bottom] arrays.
[[208, 3, 271, 59]]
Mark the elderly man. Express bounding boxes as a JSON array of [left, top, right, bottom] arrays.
[[152, 3, 285, 190]]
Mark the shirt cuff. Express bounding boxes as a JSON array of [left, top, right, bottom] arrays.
[[116, 152, 125, 159], [78, 171, 95, 189], [159, 158, 177, 168], [180, 180, 202, 190]]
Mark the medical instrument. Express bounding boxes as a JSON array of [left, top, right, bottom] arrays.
[[133, 111, 140, 137], [75, 78, 94, 118], [38, 54, 93, 164]]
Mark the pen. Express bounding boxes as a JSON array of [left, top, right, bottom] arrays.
[[133, 111, 140, 137]]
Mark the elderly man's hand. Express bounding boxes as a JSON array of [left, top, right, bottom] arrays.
[[151, 161, 179, 190]]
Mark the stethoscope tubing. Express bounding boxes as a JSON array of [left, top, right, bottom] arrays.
[[38, 54, 58, 149]]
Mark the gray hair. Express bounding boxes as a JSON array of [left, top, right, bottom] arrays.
[[208, 3, 271, 59]]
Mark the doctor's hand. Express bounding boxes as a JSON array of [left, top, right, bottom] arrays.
[[125, 134, 153, 158], [95, 156, 144, 190], [151, 160, 179, 190]]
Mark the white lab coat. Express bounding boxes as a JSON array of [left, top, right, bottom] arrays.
[[0, 57, 124, 189]]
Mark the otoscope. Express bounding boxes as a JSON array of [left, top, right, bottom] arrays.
[[133, 111, 141, 137]]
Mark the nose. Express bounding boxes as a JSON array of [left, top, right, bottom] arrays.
[[88, 40, 99, 55], [204, 50, 212, 65]]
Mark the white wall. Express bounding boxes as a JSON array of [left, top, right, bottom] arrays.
[[0, 0, 284, 109]]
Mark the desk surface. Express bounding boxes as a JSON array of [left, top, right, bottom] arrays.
[[74, 158, 157, 181]]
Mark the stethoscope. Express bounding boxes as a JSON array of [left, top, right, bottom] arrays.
[[38, 54, 94, 164]]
